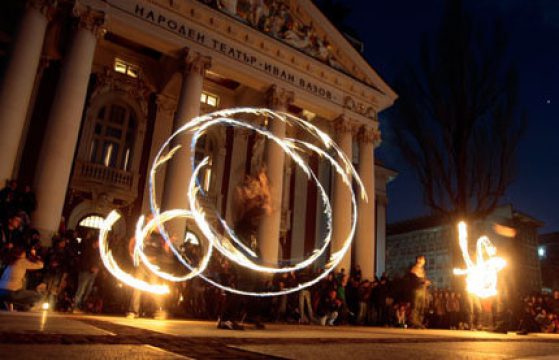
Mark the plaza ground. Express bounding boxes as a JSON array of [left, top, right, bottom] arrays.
[[1, 312, 559, 359]]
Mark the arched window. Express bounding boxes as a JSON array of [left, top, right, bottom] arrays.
[[78, 214, 106, 230], [89, 102, 137, 171]]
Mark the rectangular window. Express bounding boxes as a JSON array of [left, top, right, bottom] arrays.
[[200, 91, 219, 107], [114, 58, 140, 79]]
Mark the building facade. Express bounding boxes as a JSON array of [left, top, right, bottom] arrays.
[[0, 0, 397, 280], [539, 232, 559, 291], [386, 205, 543, 295]]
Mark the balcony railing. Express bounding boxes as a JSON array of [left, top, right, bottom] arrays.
[[72, 160, 136, 193]]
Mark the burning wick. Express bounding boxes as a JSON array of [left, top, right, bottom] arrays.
[[453, 221, 506, 298]]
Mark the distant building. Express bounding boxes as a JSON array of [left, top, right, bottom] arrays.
[[386, 205, 543, 295], [539, 232, 559, 291]]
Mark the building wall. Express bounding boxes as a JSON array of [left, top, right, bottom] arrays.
[[386, 225, 454, 289], [0, 0, 398, 280]]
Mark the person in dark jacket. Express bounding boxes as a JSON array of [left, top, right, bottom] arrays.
[[317, 289, 342, 326], [72, 236, 101, 312], [0, 214, 23, 247]]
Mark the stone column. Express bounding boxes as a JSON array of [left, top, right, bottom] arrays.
[[332, 115, 354, 273], [0, 0, 54, 183], [214, 145, 227, 213], [355, 126, 378, 280], [141, 94, 176, 214], [376, 194, 387, 276], [161, 52, 210, 240], [33, 6, 105, 240], [225, 128, 249, 224], [256, 85, 293, 266]]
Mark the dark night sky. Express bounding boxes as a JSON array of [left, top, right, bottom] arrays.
[[339, 0, 559, 233]]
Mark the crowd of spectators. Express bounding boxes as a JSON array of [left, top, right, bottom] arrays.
[[0, 179, 101, 313], [1, 179, 558, 335]]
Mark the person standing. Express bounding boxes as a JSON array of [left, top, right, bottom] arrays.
[[72, 236, 100, 312], [409, 255, 431, 328], [44, 237, 70, 310]]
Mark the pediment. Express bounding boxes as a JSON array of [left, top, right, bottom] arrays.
[[196, 0, 396, 101]]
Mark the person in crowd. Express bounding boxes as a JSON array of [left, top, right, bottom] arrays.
[[336, 274, 350, 324], [409, 255, 431, 328], [44, 236, 71, 309], [1, 214, 24, 247], [298, 268, 315, 324], [433, 291, 446, 328], [0, 180, 18, 221], [317, 289, 341, 326], [374, 275, 390, 326], [466, 292, 482, 331], [0, 247, 43, 310], [356, 279, 371, 325], [395, 303, 408, 328], [216, 259, 244, 330], [126, 225, 169, 319], [447, 291, 461, 329], [17, 185, 36, 216], [72, 235, 100, 312], [551, 290, 559, 315]]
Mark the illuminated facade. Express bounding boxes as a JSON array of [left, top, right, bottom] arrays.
[[0, 0, 397, 280]]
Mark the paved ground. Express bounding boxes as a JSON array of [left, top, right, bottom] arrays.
[[1, 311, 559, 359]]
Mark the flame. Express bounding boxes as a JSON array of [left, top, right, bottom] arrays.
[[98, 108, 365, 296], [453, 221, 506, 298]]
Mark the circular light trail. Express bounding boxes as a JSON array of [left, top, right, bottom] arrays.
[[99, 108, 366, 296]]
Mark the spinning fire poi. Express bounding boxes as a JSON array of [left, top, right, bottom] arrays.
[[98, 107, 366, 297], [453, 221, 507, 298]]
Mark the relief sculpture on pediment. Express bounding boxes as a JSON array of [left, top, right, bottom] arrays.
[[198, 0, 348, 73]]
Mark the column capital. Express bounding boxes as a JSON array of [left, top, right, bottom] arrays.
[[155, 94, 177, 115], [73, 4, 106, 38], [333, 115, 357, 135], [27, 0, 56, 18], [358, 125, 382, 146], [183, 50, 211, 77], [266, 85, 294, 109]]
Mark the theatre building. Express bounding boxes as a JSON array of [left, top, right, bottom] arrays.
[[0, 0, 397, 280]]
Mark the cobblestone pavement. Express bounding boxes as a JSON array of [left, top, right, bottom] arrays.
[[1, 312, 559, 359]]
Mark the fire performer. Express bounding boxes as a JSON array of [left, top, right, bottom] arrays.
[[217, 167, 271, 330], [409, 255, 431, 328], [126, 215, 170, 319]]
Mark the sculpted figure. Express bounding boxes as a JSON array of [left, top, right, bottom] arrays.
[[218, 0, 238, 15], [283, 23, 312, 50]]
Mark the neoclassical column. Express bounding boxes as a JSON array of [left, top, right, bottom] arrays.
[[141, 94, 177, 214], [214, 145, 227, 213], [355, 125, 379, 280], [33, 5, 105, 240], [332, 115, 354, 273], [0, 0, 54, 183], [161, 52, 210, 239], [225, 128, 249, 224], [376, 193, 388, 276], [256, 85, 293, 266]]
